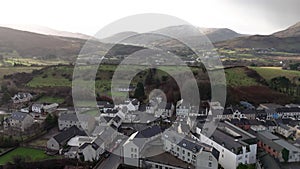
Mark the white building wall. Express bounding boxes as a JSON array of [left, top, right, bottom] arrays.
[[123, 140, 139, 167]]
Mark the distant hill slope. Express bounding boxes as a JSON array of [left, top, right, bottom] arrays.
[[100, 31, 138, 43], [273, 22, 300, 38], [1, 24, 92, 39], [0, 27, 87, 60], [215, 22, 300, 52], [0, 27, 143, 61], [99, 25, 245, 45], [215, 34, 300, 53]]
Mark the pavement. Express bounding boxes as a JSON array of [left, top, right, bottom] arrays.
[[96, 137, 125, 169]]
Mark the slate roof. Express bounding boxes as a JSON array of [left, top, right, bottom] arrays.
[[178, 138, 202, 153], [11, 112, 30, 121], [276, 107, 300, 113], [59, 113, 92, 122], [53, 126, 87, 145], [112, 115, 121, 123], [135, 125, 162, 138]]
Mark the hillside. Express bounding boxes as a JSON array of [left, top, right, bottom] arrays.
[[273, 22, 300, 38], [100, 31, 139, 43], [215, 22, 300, 53], [1, 24, 92, 39], [215, 34, 300, 53], [99, 25, 245, 45], [0, 27, 88, 60], [0, 27, 143, 62]]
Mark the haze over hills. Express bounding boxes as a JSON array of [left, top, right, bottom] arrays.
[[1, 24, 92, 40], [100, 25, 245, 44], [215, 22, 300, 52], [1, 21, 300, 62], [0, 27, 143, 61]]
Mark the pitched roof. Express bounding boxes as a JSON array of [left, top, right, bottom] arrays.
[[135, 125, 162, 138], [178, 138, 202, 153], [53, 126, 87, 145], [276, 107, 300, 113], [11, 112, 31, 121], [59, 113, 92, 122]]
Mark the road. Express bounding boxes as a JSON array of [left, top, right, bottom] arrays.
[[96, 153, 122, 169], [96, 138, 125, 169]]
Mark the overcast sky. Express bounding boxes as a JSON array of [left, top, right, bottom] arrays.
[[1, 0, 300, 36]]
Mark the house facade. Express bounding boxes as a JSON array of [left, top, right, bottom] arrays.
[[193, 121, 257, 169], [58, 113, 96, 133], [5, 112, 34, 131], [163, 130, 219, 169]]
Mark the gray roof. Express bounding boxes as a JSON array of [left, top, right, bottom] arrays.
[[53, 126, 87, 145], [59, 113, 78, 121], [32, 103, 44, 108], [59, 113, 91, 122], [135, 125, 162, 138], [278, 123, 291, 130], [274, 139, 300, 152], [256, 131, 283, 152], [211, 122, 256, 153], [178, 138, 202, 153], [143, 152, 195, 169], [11, 112, 30, 121]]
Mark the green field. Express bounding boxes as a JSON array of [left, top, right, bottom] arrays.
[[225, 67, 259, 87], [26, 66, 73, 87], [0, 67, 41, 82], [37, 96, 65, 104], [250, 67, 300, 83], [0, 147, 57, 165]]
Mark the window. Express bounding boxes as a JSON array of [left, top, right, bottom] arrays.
[[208, 162, 212, 167], [177, 147, 179, 151], [188, 152, 190, 156], [182, 150, 185, 154], [209, 156, 212, 161], [134, 148, 137, 152]]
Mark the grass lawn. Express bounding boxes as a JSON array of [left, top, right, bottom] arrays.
[[0, 147, 57, 165], [37, 96, 65, 104], [225, 67, 259, 87], [250, 66, 300, 83]]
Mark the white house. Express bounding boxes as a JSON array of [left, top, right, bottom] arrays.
[[275, 123, 294, 138], [163, 130, 219, 169], [193, 121, 257, 169], [123, 125, 162, 167], [11, 92, 33, 104], [43, 103, 59, 113], [78, 136, 105, 162], [47, 126, 87, 152], [31, 103, 44, 113]]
